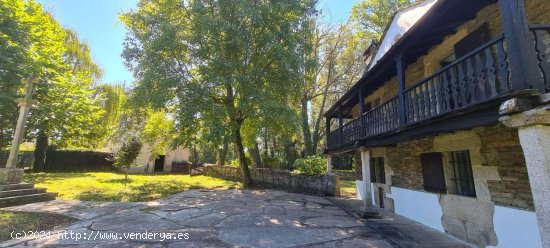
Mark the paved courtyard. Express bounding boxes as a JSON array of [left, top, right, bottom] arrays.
[[1, 190, 469, 247]]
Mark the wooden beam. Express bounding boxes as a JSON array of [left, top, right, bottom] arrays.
[[498, 0, 545, 92], [395, 54, 407, 126]]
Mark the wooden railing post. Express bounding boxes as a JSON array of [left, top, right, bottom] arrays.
[[358, 87, 366, 138], [325, 117, 331, 136], [396, 54, 407, 126], [338, 107, 343, 145], [498, 0, 545, 92]]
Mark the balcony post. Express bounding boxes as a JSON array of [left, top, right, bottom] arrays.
[[325, 117, 331, 135], [338, 107, 343, 144], [358, 87, 366, 138], [395, 54, 407, 126], [498, 0, 545, 92]]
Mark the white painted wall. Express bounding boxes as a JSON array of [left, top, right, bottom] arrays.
[[490, 206, 542, 248], [369, 0, 437, 70], [129, 145, 190, 174], [356, 180, 365, 200], [390, 186, 445, 232]]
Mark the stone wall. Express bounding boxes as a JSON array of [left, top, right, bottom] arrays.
[[386, 137, 433, 190], [203, 166, 340, 196], [476, 125, 534, 210]]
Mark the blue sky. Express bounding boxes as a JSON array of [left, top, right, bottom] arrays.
[[37, 0, 358, 85]]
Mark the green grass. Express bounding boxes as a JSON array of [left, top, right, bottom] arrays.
[[0, 211, 76, 242], [340, 180, 356, 196], [23, 172, 242, 202]]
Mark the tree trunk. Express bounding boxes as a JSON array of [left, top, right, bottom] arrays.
[[300, 97, 314, 157], [33, 129, 48, 171], [249, 142, 262, 169], [283, 139, 297, 169], [234, 125, 252, 187], [216, 141, 229, 166]]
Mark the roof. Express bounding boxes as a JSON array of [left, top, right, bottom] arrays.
[[366, 0, 438, 71]]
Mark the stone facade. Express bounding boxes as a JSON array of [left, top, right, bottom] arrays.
[[383, 124, 533, 211], [203, 166, 340, 196], [359, 123, 535, 246], [477, 125, 534, 210]]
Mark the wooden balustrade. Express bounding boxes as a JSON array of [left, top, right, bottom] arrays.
[[404, 36, 509, 125], [326, 29, 550, 150], [531, 25, 550, 92]]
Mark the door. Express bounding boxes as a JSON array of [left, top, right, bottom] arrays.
[[154, 155, 165, 172]]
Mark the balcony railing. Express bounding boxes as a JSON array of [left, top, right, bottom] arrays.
[[326, 31, 550, 150], [531, 24, 550, 92]]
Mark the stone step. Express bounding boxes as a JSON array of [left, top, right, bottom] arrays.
[[0, 188, 47, 198], [0, 192, 57, 208], [0, 183, 34, 191]]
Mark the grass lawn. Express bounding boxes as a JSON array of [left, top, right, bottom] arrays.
[[23, 172, 242, 202], [0, 211, 76, 242], [340, 180, 357, 196]]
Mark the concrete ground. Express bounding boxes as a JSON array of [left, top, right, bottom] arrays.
[[1, 190, 469, 247]]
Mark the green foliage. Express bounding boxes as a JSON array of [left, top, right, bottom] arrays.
[[261, 155, 284, 169], [113, 138, 142, 176], [121, 0, 317, 185], [293, 155, 326, 175], [0, 0, 105, 150], [139, 111, 175, 163], [230, 157, 252, 168]]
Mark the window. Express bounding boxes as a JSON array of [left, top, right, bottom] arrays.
[[370, 157, 386, 184], [420, 153, 447, 193], [450, 150, 476, 197]]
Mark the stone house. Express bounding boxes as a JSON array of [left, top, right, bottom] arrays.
[[129, 144, 190, 174], [324, 0, 550, 247]]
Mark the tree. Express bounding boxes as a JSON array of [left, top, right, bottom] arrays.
[[121, 0, 315, 187], [298, 17, 365, 156], [113, 137, 142, 180], [139, 111, 175, 166], [0, 0, 105, 169]]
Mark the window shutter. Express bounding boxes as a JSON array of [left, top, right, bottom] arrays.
[[420, 152, 446, 193]]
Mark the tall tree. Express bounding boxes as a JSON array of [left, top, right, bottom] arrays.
[[121, 0, 315, 186], [0, 0, 105, 168], [298, 19, 365, 156]]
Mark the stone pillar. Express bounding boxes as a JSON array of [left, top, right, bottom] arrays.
[[2, 78, 38, 184], [360, 148, 373, 210], [500, 94, 550, 247], [326, 155, 333, 176]]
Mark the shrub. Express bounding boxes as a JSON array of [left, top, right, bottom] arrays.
[[230, 156, 252, 168], [261, 156, 284, 169], [293, 156, 327, 175]]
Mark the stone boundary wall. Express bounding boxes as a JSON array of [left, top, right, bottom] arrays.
[[333, 170, 356, 181], [203, 166, 340, 196]]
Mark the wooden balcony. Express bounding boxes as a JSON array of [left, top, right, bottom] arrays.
[[326, 27, 550, 150]]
